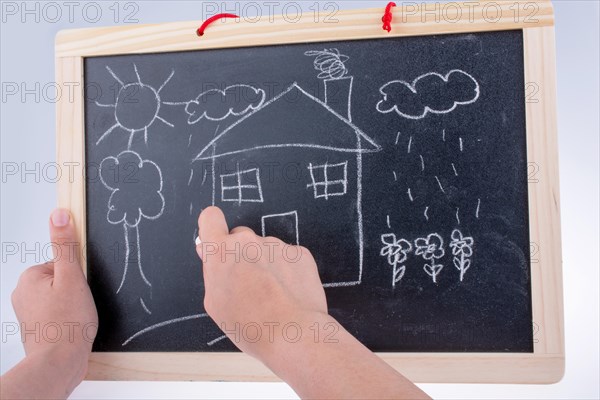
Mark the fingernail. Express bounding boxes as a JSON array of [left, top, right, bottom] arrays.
[[51, 209, 70, 227]]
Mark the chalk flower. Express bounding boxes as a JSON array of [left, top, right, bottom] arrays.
[[414, 233, 445, 260], [381, 233, 413, 287], [449, 229, 474, 257], [449, 229, 474, 282], [381, 233, 412, 265]]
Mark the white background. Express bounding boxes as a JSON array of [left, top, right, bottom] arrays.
[[1, 1, 598, 399]]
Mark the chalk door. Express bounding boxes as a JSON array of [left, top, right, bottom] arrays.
[[261, 211, 299, 245]]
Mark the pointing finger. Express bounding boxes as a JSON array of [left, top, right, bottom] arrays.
[[230, 226, 255, 235], [197, 207, 230, 264], [198, 207, 229, 243]]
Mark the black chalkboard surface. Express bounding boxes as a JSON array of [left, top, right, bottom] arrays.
[[84, 29, 532, 353]]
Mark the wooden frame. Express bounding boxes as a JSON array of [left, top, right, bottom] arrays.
[[56, 0, 563, 383]]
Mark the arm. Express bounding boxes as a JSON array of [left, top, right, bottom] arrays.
[[261, 311, 427, 400], [0, 348, 87, 400], [0, 209, 98, 399], [197, 207, 429, 400], [269, 312, 426, 399]]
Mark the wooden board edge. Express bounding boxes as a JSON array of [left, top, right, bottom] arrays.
[[55, 55, 87, 274], [523, 25, 565, 367], [55, 1, 553, 58], [382, 353, 565, 384], [86, 352, 564, 383]]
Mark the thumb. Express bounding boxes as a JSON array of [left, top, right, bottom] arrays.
[[49, 208, 84, 284], [197, 206, 229, 261]]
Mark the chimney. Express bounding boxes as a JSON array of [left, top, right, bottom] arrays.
[[324, 76, 354, 122]]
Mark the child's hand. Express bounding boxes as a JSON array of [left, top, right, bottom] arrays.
[[196, 207, 430, 399], [197, 206, 327, 361], [9, 209, 97, 391]]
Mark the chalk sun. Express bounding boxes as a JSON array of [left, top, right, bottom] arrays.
[[95, 64, 175, 148]]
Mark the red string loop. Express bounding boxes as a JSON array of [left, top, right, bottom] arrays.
[[382, 2, 396, 33], [197, 13, 239, 37]]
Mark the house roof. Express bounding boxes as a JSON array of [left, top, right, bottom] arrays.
[[193, 83, 381, 161]]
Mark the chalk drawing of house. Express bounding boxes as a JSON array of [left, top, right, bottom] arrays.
[[193, 77, 381, 287]]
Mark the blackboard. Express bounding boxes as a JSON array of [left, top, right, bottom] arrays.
[[84, 29, 533, 353]]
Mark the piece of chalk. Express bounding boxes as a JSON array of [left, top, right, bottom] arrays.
[[195, 236, 201, 246]]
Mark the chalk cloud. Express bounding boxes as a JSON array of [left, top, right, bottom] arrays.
[[376, 69, 480, 120], [184, 84, 266, 124]]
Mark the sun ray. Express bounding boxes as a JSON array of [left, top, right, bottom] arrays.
[[96, 123, 120, 145], [127, 130, 136, 150], [158, 69, 175, 93], [95, 101, 116, 108], [106, 66, 124, 87], [134, 63, 142, 84], [156, 115, 174, 128]]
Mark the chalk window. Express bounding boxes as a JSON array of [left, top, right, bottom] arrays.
[[307, 161, 348, 199], [221, 166, 264, 204]]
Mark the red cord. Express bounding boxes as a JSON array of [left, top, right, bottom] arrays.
[[382, 2, 396, 33], [197, 13, 239, 36]]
